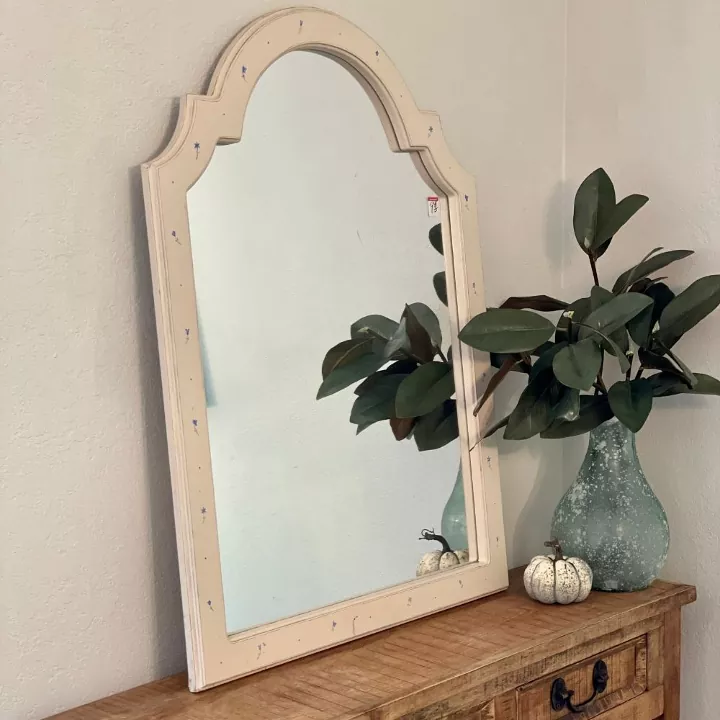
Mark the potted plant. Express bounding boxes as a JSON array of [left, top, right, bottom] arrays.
[[458, 168, 720, 590]]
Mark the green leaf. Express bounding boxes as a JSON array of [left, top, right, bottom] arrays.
[[638, 349, 682, 376], [354, 360, 417, 395], [414, 400, 459, 451], [433, 272, 448, 306], [429, 224, 443, 255], [384, 317, 411, 360], [459, 309, 555, 354], [628, 282, 676, 348], [552, 339, 602, 390], [350, 374, 406, 425], [355, 421, 376, 435], [491, 352, 531, 374], [555, 297, 591, 343], [350, 314, 399, 342], [656, 275, 720, 347], [473, 355, 517, 415], [590, 285, 614, 310], [390, 416, 415, 440], [504, 372, 556, 440], [321, 338, 373, 379], [541, 396, 614, 438], [593, 194, 649, 251], [579, 292, 653, 340], [529, 342, 568, 381], [404, 304, 436, 362], [573, 168, 616, 255], [650, 372, 720, 397], [552, 387, 581, 421], [608, 379, 653, 432], [612, 249, 693, 294], [483, 414, 510, 439], [499, 295, 569, 312], [395, 362, 454, 418], [317, 351, 386, 399], [408, 302, 442, 347]]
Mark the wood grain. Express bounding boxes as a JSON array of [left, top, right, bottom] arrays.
[[661, 609, 682, 720], [593, 687, 663, 719], [48, 570, 694, 720]]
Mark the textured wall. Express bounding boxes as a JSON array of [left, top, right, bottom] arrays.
[[0, 1, 565, 717], [565, 2, 720, 717]]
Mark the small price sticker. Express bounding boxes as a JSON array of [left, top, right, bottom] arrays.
[[427, 196, 440, 217]]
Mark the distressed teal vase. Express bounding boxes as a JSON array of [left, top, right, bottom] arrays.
[[551, 418, 669, 592], [441, 465, 468, 551]]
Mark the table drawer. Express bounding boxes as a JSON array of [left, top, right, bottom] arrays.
[[517, 636, 647, 719]]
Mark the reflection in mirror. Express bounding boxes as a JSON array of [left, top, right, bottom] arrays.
[[187, 51, 467, 636]]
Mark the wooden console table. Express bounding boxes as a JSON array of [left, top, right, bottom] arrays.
[[50, 569, 695, 720]]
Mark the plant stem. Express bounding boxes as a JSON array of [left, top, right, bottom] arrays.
[[436, 346, 448, 363], [589, 255, 600, 286], [419, 529, 458, 559], [634, 366, 644, 380]]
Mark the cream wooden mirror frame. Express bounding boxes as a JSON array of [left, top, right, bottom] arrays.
[[142, 6, 508, 691]]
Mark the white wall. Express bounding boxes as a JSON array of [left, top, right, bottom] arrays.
[[565, 3, 720, 716], [1, 1, 566, 717]]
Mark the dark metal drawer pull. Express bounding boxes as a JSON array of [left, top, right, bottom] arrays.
[[550, 659, 609, 713]]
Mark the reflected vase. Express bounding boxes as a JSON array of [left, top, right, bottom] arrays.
[[441, 465, 468, 551], [551, 418, 669, 592]]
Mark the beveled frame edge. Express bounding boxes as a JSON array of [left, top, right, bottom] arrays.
[[141, 6, 507, 691]]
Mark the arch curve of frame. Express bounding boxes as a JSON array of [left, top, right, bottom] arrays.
[[142, 6, 507, 692]]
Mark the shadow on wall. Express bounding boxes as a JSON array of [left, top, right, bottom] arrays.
[[128, 145, 186, 676]]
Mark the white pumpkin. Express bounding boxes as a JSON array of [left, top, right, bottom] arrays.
[[416, 529, 470, 577], [524, 540, 593, 605]]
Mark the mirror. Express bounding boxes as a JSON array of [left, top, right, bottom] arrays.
[[187, 51, 463, 635]]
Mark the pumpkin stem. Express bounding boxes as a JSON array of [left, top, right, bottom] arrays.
[[419, 529, 457, 559], [544, 539, 564, 562]]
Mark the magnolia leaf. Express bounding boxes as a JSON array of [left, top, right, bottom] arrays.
[[408, 302, 442, 347], [504, 372, 556, 440], [553, 386, 581, 421], [383, 317, 411, 360], [656, 275, 720, 348], [414, 400, 459, 451], [499, 295, 569, 312], [491, 352, 531, 374], [390, 416, 415, 440], [541, 396, 614, 438], [355, 421, 376, 435], [590, 285, 614, 310], [429, 224, 443, 255], [433, 272, 448, 306], [530, 342, 568, 381], [474, 356, 517, 416], [322, 338, 372, 379], [593, 194, 649, 251], [612, 249, 693, 294], [556, 297, 591, 343], [579, 292, 653, 340], [608, 379, 653, 432], [350, 374, 406, 425], [573, 168, 616, 255], [650, 372, 720, 397], [354, 361, 417, 395], [317, 352, 386, 399], [404, 304, 436, 362], [628, 281, 675, 348], [350, 314, 399, 341], [395, 362, 454, 418], [552, 339, 602, 390], [459, 309, 555, 354]]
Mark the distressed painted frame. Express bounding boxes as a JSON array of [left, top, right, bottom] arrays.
[[142, 6, 507, 691]]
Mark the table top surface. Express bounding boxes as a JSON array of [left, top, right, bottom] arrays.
[[49, 568, 695, 720]]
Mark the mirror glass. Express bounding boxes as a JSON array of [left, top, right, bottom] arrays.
[[187, 51, 466, 636]]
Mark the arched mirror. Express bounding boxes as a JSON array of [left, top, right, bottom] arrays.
[[142, 7, 507, 690]]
